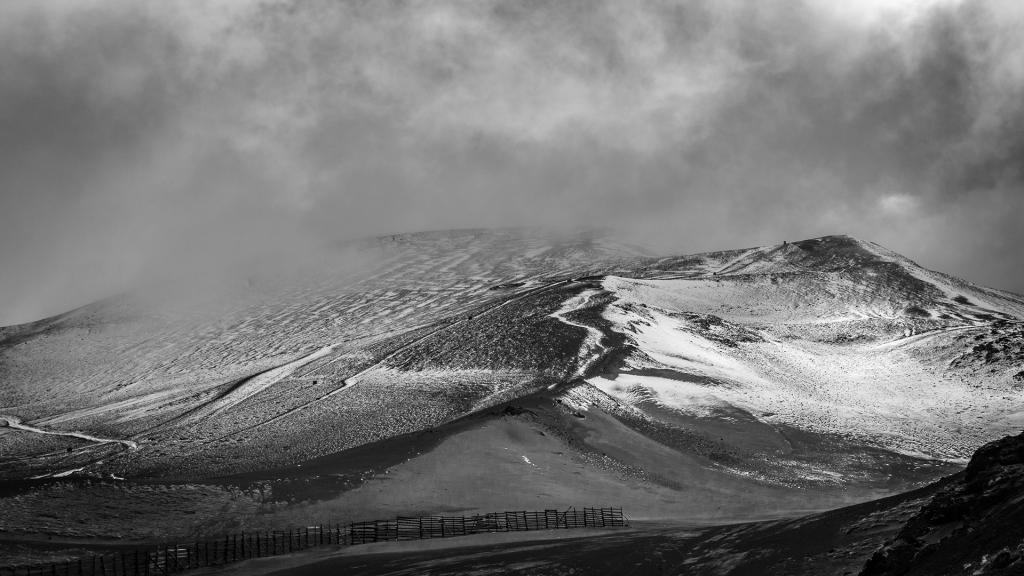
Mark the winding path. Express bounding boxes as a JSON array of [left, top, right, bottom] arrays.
[[548, 288, 607, 379], [0, 415, 137, 451]]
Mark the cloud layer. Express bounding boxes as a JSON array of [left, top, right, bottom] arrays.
[[1, 0, 1023, 323]]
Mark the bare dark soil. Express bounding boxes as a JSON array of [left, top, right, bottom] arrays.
[[205, 477, 951, 576], [185, 428, 1024, 575]]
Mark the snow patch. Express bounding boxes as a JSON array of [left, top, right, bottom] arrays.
[[589, 375, 729, 418], [30, 466, 86, 480], [597, 276, 1022, 461]]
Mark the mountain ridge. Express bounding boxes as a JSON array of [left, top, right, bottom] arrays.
[[1, 230, 1021, 567]]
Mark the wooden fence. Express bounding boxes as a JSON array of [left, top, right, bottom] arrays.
[[1, 507, 626, 575]]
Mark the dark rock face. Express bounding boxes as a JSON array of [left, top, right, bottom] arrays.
[[860, 431, 1024, 576], [965, 432, 1024, 483]]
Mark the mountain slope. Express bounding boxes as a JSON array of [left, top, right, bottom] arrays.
[[222, 429, 1023, 576], [0, 230, 641, 480], [1, 231, 1022, 567], [587, 235, 1024, 470]]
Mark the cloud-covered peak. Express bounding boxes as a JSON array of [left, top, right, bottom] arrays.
[[1, 0, 1022, 323]]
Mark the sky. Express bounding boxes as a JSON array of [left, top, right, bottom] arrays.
[[1, 0, 1023, 325]]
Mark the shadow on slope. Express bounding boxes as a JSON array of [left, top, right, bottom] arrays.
[[203, 429, 1024, 576]]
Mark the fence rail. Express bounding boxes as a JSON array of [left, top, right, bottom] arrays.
[[1, 506, 626, 575]]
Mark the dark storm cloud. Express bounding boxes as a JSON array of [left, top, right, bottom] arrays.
[[1, 0, 1023, 324]]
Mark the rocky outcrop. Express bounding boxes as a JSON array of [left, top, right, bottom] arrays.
[[860, 431, 1024, 575]]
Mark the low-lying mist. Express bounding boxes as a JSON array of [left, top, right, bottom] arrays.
[[2, 0, 1023, 324]]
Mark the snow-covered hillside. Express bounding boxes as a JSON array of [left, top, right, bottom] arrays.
[[587, 236, 1023, 466], [2, 232, 1022, 554], [0, 229, 642, 480]]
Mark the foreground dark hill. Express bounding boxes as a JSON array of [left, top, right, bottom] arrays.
[[860, 430, 1024, 576], [205, 429, 1024, 576], [1, 230, 1022, 566]]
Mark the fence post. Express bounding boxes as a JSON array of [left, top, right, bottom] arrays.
[[69, 505, 613, 573]]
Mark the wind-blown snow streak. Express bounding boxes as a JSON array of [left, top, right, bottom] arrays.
[[205, 343, 342, 417], [217, 280, 573, 437], [29, 467, 87, 480], [1, 415, 137, 451], [713, 247, 768, 275]]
